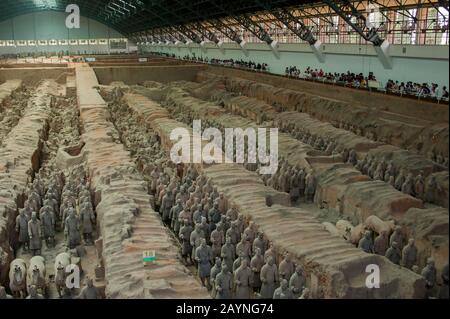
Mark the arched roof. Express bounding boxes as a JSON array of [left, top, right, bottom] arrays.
[[0, 0, 321, 35]]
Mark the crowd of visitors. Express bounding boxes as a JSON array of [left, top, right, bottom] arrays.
[[384, 80, 448, 99], [286, 66, 449, 100], [150, 52, 447, 101], [182, 54, 269, 72], [151, 52, 269, 72], [286, 66, 376, 87]]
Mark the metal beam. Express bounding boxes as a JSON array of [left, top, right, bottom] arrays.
[[324, 0, 392, 68], [233, 13, 276, 45], [262, 3, 324, 61], [198, 0, 275, 46], [192, 22, 222, 45], [170, 0, 222, 45], [270, 7, 318, 45], [207, 18, 246, 46], [427, 0, 449, 20], [164, 26, 186, 44], [274, 7, 325, 62], [145, 30, 159, 44], [324, 0, 385, 46], [142, 1, 203, 44], [438, 0, 449, 12]]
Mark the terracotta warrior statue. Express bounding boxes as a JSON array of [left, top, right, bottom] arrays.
[[195, 239, 213, 289], [215, 263, 233, 299], [279, 252, 295, 281], [373, 231, 389, 256], [210, 257, 222, 298], [190, 224, 205, 263], [358, 231, 374, 253], [64, 209, 81, 249], [421, 258, 437, 289], [273, 279, 294, 299], [40, 206, 56, 248], [226, 221, 240, 245], [28, 212, 42, 256], [236, 233, 252, 261], [234, 259, 252, 299], [179, 219, 193, 265], [77, 277, 100, 299], [79, 202, 95, 245], [170, 199, 183, 233], [16, 209, 30, 251], [385, 241, 401, 265], [401, 238, 418, 269], [221, 236, 236, 272], [250, 248, 264, 292], [210, 224, 225, 259], [289, 265, 306, 299], [390, 226, 404, 250], [260, 256, 278, 299], [160, 189, 174, 223], [226, 205, 239, 221]]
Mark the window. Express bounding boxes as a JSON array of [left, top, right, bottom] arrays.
[[425, 8, 438, 45], [437, 7, 449, 45], [110, 39, 127, 49], [326, 16, 339, 44], [392, 10, 417, 45]]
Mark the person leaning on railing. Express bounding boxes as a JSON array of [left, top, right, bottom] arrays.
[[442, 86, 449, 99]]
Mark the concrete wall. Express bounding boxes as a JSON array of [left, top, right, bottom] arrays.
[[0, 68, 70, 85], [93, 65, 207, 85], [145, 42, 449, 88], [0, 11, 127, 54]]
